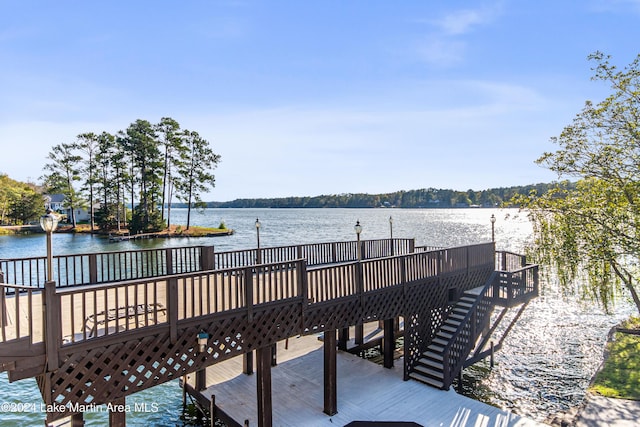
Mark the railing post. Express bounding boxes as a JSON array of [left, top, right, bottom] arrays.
[[168, 277, 178, 344], [355, 260, 364, 345], [332, 242, 337, 263], [409, 238, 415, 253], [245, 267, 254, 322], [0, 270, 6, 328], [166, 248, 174, 275], [88, 254, 98, 284], [200, 246, 215, 271], [297, 260, 308, 330], [44, 280, 60, 371]]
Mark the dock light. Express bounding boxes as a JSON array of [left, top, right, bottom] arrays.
[[40, 209, 59, 282], [490, 214, 496, 243], [354, 220, 363, 260], [197, 331, 209, 353], [255, 218, 261, 264]]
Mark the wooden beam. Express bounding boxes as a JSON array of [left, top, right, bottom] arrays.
[[109, 396, 126, 427], [323, 329, 337, 416], [383, 318, 394, 369], [338, 327, 348, 350], [354, 324, 363, 345], [256, 346, 272, 427], [195, 368, 206, 392], [243, 351, 253, 375], [71, 412, 85, 427]]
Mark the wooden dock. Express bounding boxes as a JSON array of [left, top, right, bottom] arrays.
[[0, 241, 539, 426], [187, 328, 545, 426]]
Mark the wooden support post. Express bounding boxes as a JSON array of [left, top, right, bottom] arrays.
[[323, 329, 337, 416], [271, 343, 277, 366], [71, 412, 85, 427], [383, 318, 394, 369], [490, 341, 495, 368], [354, 324, 364, 346], [109, 396, 126, 427], [256, 346, 273, 427], [44, 280, 60, 371], [195, 368, 206, 392], [338, 327, 349, 350], [243, 351, 254, 375], [210, 396, 217, 427]]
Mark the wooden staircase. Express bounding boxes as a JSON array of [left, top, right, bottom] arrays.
[[409, 289, 483, 389]]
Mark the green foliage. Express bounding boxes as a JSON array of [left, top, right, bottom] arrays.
[[0, 174, 40, 225], [518, 52, 640, 314], [218, 221, 227, 230], [8, 191, 44, 225], [205, 184, 553, 209], [590, 319, 640, 399]]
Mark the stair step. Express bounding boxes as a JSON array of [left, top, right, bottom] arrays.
[[449, 313, 465, 321], [422, 350, 443, 361], [428, 343, 444, 353], [460, 296, 476, 303], [457, 301, 473, 308], [441, 325, 457, 333], [409, 372, 444, 389], [445, 318, 461, 327], [437, 331, 453, 339], [453, 308, 469, 315], [432, 338, 448, 347], [414, 364, 444, 379], [417, 357, 443, 370]]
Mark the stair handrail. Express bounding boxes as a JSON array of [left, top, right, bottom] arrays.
[[441, 271, 498, 389]]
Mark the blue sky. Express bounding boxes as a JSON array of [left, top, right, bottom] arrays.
[[1, 1, 639, 202]]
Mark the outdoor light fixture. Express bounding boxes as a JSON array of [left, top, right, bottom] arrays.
[[197, 331, 209, 353], [354, 220, 363, 260], [354, 220, 362, 236], [40, 209, 59, 282], [490, 214, 496, 243]]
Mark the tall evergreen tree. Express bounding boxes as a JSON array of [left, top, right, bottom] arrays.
[[42, 143, 83, 227], [175, 130, 221, 230]]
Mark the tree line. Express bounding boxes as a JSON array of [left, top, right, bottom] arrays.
[[203, 183, 563, 209], [1, 118, 221, 233]]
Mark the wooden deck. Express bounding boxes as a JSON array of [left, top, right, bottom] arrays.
[[188, 328, 545, 427]]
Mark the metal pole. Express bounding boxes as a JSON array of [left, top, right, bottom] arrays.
[[46, 231, 53, 282]]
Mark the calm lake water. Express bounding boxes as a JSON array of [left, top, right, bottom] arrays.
[[0, 208, 633, 425]]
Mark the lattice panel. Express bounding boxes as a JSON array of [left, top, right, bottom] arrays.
[[39, 303, 304, 421], [36, 265, 495, 421], [362, 287, 405, 322], [304, 299, 361, 334]]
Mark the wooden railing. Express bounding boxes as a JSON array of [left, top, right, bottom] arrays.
[[0, 243, 496, 349], [213, 238, 415, 269], [0, 282, 44, 345], [0, 239, 415, 288], [439, 255, 539, 389], [0, 246, 208, 288], [441, 273, 497, 389]]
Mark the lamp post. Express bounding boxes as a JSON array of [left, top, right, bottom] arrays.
[[255, 218, 262, 264], [354, 220, 363, 260], [490, 214, 496, 243], [40, 209, 59, 282], [389, 216, 394, 255]]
